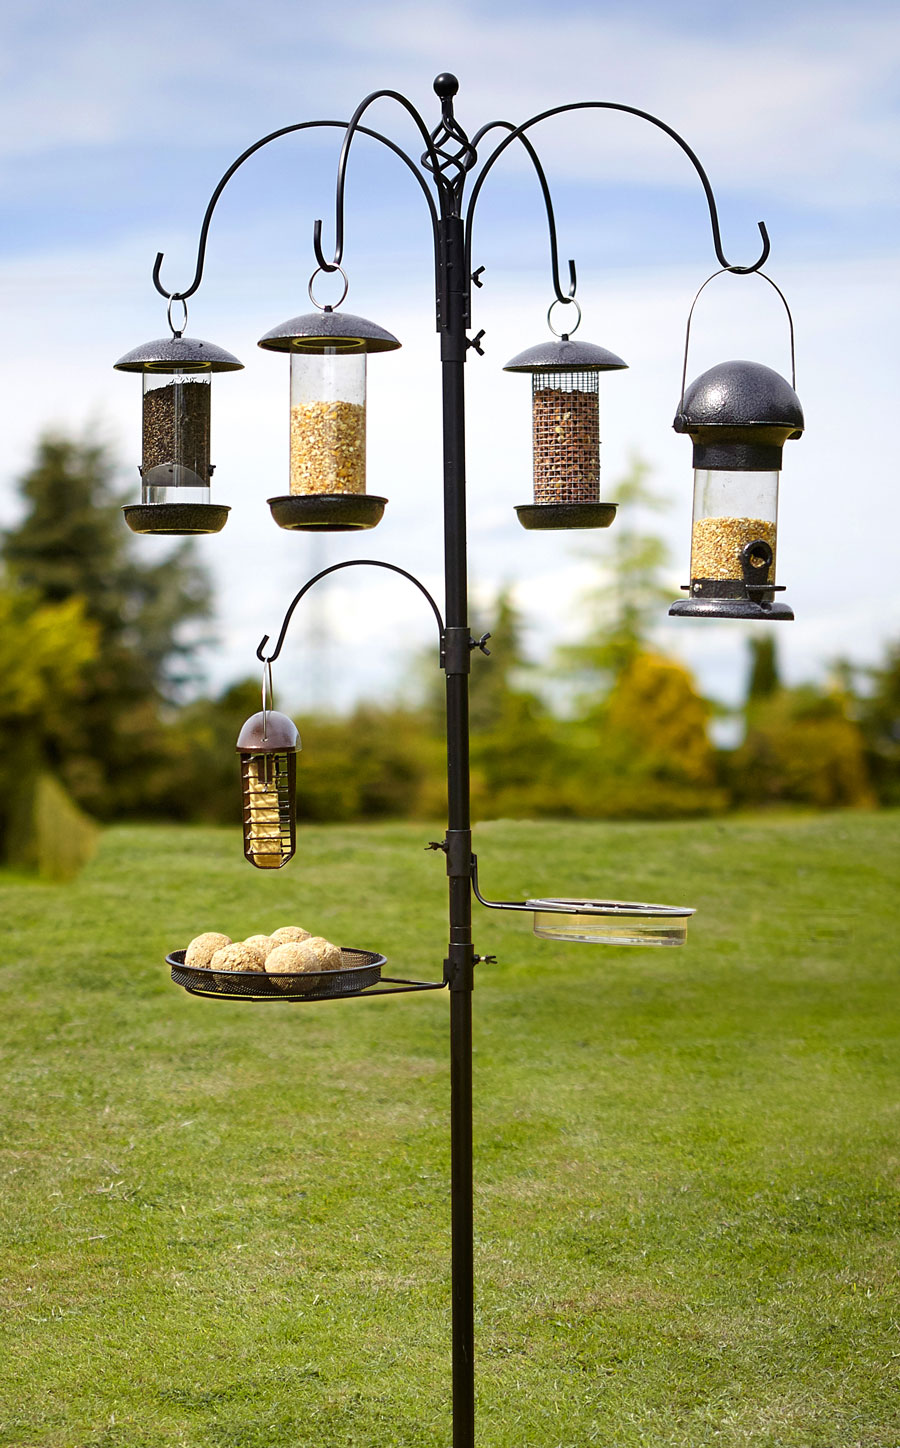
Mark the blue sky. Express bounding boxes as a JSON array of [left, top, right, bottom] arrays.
[[0, 0, 897, 711]]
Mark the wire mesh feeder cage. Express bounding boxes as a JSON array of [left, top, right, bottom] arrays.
[[504, 301, 627, 530], [236, 667, 300, 870], [168, 946, 386, 1000]]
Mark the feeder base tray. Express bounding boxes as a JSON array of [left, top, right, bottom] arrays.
[[516, 502, 617, 531], [169, 946, 386, 1000], [123, 503, 230, 536], [669, 597, 794, 621], [268, 495, 387, 531]]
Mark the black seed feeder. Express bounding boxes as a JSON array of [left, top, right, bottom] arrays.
[[236, 670, 300, 870], [504, 303, 627, 530], [669, 360, 803, 619], [114, 326, 242, 535], [258, 272, 400, 532]]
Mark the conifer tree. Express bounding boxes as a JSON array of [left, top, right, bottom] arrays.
[[2, 430, 214, 816]]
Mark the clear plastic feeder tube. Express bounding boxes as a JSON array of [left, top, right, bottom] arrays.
[[690, 468, 779, 582], [290, 349, 367, 497], [141, 370, 212, 505], [531, 370, 600, 505]]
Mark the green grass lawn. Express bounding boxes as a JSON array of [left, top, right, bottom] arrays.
[[0, 812, 898, 1447]]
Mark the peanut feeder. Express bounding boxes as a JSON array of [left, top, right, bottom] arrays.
[[504, 303, 627, 531]]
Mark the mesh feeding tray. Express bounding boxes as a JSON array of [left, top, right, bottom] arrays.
[[168, 947, 385, 1001]]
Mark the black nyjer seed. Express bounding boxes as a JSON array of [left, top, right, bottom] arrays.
[[142, 380, 211, 481]]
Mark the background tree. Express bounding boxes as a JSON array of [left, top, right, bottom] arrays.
[[727, 636, 874, 810], [2, 430, 214, 817], [549, 458, 724, 817], [0, 585, 99, 875], [747, 634, 781, 704], [558, 455, 674, 694], [834, 640, 900, 806]]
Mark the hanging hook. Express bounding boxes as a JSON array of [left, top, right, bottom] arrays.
[[256, 560, 445, 666], [466, 102, 772, 290], [312, 218, 339, 274], [149, 119, 440, 305], [312, 88, 448, 280], [722, 221, 770, 275]]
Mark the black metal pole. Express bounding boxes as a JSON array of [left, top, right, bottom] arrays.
[[439, 208, 476, 1448]]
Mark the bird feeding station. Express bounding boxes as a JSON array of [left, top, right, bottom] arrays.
[[122, 72, 802, 1448]]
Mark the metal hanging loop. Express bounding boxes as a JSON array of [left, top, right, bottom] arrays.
[[547, 296, 582, 339], [166, 296, 188, 337], [677, 268, 797, 418], [308, 263, 350, 311]]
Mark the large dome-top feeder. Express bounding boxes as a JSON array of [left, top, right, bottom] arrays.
[[504, 298, 627, 531], [114, 306, 243, 535], [669, 273, 803, 620], [258, 266, 400, 532]]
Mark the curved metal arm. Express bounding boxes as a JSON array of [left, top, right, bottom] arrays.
[[256, 560, 445, 664], [469, 119, 577, 305], [466, 101, 770, 279], [153, 119, 439, 302], [470, 854, 534, 914], [312, 89, 451, 274]]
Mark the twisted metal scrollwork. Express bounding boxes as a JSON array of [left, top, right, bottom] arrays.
[[421, 73, 478, 211]]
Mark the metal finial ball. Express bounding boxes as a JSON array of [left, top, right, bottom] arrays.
[[433, 73, 459, 99]]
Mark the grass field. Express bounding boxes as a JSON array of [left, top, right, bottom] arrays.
[[0, 812, 898, 1447]]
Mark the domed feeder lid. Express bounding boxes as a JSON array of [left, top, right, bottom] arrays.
[[675, 360, 803, 438], [503, 337, 628, 373], [114, 336, 244, 373], [258, 308, 401, 354], [236, 711, 301, 753]]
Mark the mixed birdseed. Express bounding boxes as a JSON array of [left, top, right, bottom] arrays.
[[290, 400, 366, 495], [142, 379, 211, 479], [691, 516, 776, 580]]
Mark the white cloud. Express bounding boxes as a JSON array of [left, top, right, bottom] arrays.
[[0, 2, 897, 216]]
